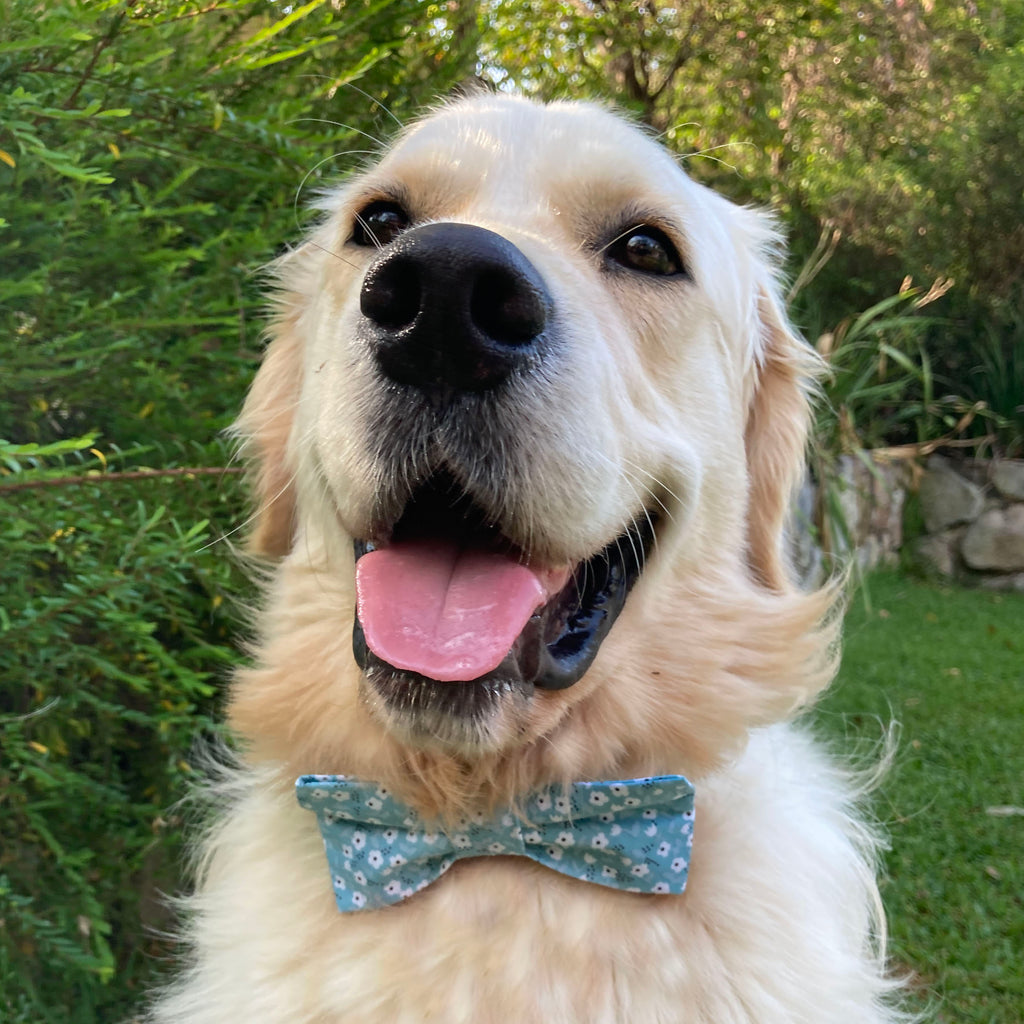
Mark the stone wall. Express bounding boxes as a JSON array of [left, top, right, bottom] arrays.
[[788, 454, 910, 586], [788, 455, 1024, 591], [911, 456, 1024, 591]]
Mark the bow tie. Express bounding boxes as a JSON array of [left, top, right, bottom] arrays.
[[296, 773, 695, 912]]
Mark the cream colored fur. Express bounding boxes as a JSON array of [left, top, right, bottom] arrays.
[[147, 95, 904, 1023]]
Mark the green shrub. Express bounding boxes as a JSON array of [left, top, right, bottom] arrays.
[[0, 2, 477, 1017], [0, 437, 247, 1022]]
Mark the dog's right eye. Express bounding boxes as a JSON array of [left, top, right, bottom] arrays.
[[351, 201, 410, 247]]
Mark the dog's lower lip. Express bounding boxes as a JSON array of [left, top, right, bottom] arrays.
[[351, 510, 658, 695]]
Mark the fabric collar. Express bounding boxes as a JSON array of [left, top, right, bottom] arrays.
[[296, 773, 695, 912]]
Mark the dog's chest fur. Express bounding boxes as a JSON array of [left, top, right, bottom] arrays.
[[155, 728, 889, 1024]]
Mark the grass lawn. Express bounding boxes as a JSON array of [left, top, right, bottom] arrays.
[[815, 571, 1024, 1023]]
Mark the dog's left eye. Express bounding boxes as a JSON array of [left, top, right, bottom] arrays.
[[606, 226, 685, 277], [351, 201, 410, 247]]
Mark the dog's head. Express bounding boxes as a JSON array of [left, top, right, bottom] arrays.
[[233, 96, 833, 807]]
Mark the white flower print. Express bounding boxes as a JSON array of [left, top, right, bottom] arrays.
[[601, 865, 617, 878], [536, 793, 552, 811], [311, 789, 328, 801], [452, 833, 472, 849], [546, 846, 563, 861], [630, 864, 650, 877], [644, 823, 658, 837], [405, 831, 419, 843], [331, 790, 351, 802], [383, 828, 398, 844], [376, 786, 390, 798], [684, 809, 695, 821], [610, 784, 628, 796], [423, 832, 439, 845], [591, 832, 609, 849], [488, 842, 506, 854], [332, 875, 346, 890], [583, 853, 596, 865], [555, 831, 575, 847], [589, 792, 609, 806], [389, 853, 406, 867], [555, 796, 570, 814], [385, 880, 402, 895], [609, 823, 622, 837], [671, 857, 688, 873], [352, 831, 366, 850], [351, 891, 366, 908], [642, 808, 657, 820], [354, 871, 367, 886], [523, 830, 543, 845], [624, 797, 640, 807], [501, 813, 515, 828], [342, 844, 353, 858], [657, 841, 671, 858], [365, 797, 382, 811], [368, 850, 384, 869], [599, 813, 614, 823], [653, 882, 671, 894]]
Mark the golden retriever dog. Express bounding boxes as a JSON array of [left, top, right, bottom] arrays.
[[149, 94, 902, 1023]]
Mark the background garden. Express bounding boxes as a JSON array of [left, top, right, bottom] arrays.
[[1, 1, 1021, 1021]]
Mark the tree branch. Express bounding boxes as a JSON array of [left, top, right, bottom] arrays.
[[0, 467, 243, 495]]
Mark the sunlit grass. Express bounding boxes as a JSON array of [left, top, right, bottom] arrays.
[[815, 571, 1024, 1023]]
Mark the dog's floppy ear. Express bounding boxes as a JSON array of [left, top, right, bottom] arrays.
[[234, 305, 304, 557], [744, 284, 821, 591]]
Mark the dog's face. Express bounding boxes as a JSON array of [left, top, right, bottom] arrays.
[[236, 96, 828, 791]]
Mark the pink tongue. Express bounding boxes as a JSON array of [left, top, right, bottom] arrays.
[[356, 541, 570, 682]]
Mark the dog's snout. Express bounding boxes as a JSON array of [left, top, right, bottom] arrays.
[[359, 222, 551, 392]]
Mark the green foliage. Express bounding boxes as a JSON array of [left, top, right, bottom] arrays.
[[0, 1, 478, 1018], [958, 297, 1024, 457], [0, 436, 246, 1022]]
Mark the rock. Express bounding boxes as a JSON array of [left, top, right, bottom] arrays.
[[866, 462, 905, 555], [787, 475, 823, 589], [977, 573, 1024, 593], [919, 463, 985, 533], [992, 460, 1024, 501], [910, 531, 959, 578], [961, 506, 1024, 571]]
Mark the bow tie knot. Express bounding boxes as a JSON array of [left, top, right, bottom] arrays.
[[297, 774, 695, 912]]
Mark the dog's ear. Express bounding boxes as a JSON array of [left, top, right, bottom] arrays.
[[744, 284, 821, 591], [234, 306, 304, 557]]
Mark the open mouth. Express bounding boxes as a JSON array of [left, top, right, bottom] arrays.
[[352, 471, 659, 699]]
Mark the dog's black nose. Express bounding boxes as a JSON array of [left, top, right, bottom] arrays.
[[359, 222, 551, 392]]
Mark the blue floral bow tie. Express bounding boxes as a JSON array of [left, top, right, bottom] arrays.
[[296, 773, 695, 912]]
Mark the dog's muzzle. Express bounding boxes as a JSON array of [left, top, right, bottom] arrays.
[[349, 223, 660, 740], [359, 222, 552, 395]]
